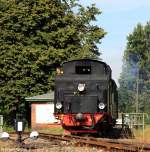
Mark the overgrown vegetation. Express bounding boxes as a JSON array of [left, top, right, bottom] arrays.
[[133, 125, 150, 143]]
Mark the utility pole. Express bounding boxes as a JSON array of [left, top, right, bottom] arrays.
[[136, 68, 139, 113]]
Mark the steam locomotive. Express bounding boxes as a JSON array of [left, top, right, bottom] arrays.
[[54, 59, 118, 134]]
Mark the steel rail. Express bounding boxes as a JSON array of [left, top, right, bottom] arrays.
[[39, 133, 150, 152], [8, 132, 150, 151]]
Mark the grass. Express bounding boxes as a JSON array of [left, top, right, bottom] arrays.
[[1, 124, 64, 135], [133, 125, 150, 143], [2, 126, 32, 133], [2, 126, 14, 132], [36, 126, 64, 134]]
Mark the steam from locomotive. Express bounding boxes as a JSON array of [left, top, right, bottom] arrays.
[[54, 59, 118, 134]]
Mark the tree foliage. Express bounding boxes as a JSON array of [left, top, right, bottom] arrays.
[[0, 0, 105, 122], [119, 23, 150, 114]]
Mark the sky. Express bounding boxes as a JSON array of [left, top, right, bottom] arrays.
[[79, 0, 150, 85]]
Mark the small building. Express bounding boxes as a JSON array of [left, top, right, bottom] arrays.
[[25, 92, 59, 129]]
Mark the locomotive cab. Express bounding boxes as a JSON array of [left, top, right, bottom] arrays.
[[54, 59, 118, 134]]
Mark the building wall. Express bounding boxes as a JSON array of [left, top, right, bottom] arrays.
[[31, 102, 59, 129]]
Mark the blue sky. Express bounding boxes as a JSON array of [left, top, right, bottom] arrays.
[[79, 0, 150, 85]]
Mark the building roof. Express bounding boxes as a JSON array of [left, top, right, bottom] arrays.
[[25, 92, 54, 102]]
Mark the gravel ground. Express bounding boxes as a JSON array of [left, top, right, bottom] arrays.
[[0, 137, 105, 152]]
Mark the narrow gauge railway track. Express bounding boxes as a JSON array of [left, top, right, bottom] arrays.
[[9, 132, 150, 151], [39, 133, 150, 152]]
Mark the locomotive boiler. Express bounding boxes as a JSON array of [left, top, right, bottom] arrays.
[[54, 59, 118, 134]]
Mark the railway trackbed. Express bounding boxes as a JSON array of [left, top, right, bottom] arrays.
[[7, 132, 150, 152], [39, 132, 150, 152]]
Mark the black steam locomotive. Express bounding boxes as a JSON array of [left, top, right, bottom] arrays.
[[54, 59, 118, 134]]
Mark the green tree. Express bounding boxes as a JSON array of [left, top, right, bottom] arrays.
[[119, 23, 150, 114], [0, 0, 105, 123]]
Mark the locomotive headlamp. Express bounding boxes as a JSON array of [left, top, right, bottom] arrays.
[[78, 83, 85, 92], [98, 103, 105, 109], [56, 102, 62, 109]]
